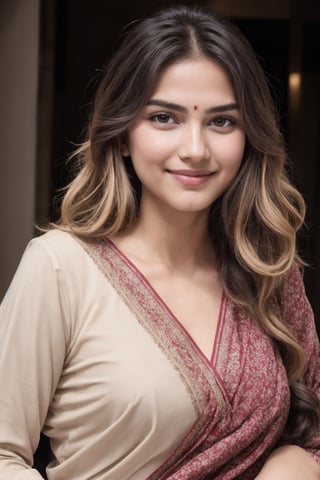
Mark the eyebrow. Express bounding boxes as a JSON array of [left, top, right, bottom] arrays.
[[146, 99, 240, 113]]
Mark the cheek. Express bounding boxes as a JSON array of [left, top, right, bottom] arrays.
[[129, 136, 174, 168], [219, 133, 245, 167], [128, 127, 162, 160]]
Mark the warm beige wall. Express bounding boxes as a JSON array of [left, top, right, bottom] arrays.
[[0, 0, 40, 299]]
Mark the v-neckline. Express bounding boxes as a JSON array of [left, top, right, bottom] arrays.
[[105, 237, 226, 369], [77, 232, 231, 438]]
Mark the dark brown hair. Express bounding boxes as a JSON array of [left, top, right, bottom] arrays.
[[55, 5, 319, 443]]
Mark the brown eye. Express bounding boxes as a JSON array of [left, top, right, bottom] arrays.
[[151, 113, 173, 123], [212, 117, 233, 127]]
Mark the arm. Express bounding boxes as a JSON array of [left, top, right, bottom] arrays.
[[257, 263, 320, 478], [256, 445, 320, 479], [0, 238, 69, 478]]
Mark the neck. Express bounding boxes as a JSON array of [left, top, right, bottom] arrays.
[[120, 197, 216, 271]]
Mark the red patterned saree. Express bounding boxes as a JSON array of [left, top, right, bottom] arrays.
[[80, 237, 320, 479], [0, 231, 319, 479]]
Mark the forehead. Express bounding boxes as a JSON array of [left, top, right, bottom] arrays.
[[150, 57, 235, 105]]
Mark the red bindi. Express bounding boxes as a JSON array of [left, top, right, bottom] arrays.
[[193, 105, 198, 110]]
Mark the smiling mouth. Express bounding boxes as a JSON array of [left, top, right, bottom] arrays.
[[166, 169, 213, 177], [166, 169, 214, 186]]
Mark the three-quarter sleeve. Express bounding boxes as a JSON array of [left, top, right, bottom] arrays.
[[279, 262, 320, 463], [0, 239, 70, 478]]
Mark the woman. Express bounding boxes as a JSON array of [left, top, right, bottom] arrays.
[[0, 5, 319, 479]]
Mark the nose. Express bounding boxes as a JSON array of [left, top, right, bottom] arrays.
[[178, 123, 210, 162]]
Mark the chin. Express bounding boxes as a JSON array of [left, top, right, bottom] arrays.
[[172, 202, 213, 214]]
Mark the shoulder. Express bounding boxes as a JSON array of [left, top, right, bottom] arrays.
[[24, 230, 98, 282], [8, 230, 96, 298], [279, 262, 310, 311], [278, 262, 316, 342], [29, 230, 84, 267], [280, 262, 305, 302], [31, 230, 114, 294]]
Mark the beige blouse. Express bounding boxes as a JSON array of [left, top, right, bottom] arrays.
[[0, 230, 319, 479], [0, 231, 198, 479]]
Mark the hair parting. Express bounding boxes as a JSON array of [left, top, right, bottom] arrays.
[[49, 5, 319, 443]]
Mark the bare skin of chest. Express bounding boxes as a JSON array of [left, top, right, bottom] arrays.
[[110, 228, 222, 361], [141, 267, 222, 361]]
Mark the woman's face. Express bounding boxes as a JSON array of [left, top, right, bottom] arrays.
[[125, 57, 246, 217]]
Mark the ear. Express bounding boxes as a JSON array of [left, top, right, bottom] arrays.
[[120, 135, 130, 157], [121, 144, 130, 157]]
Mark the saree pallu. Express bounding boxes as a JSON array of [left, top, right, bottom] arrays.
[[0, 230, 319, 479]]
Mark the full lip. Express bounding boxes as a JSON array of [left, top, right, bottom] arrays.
[[166, 169, 214, 177]]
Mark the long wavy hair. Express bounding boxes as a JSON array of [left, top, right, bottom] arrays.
[[54, 5, 319, 442]]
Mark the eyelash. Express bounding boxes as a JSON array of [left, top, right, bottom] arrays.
[[148, 112, 237, 129], [210, 117, 236, 128], [149, 113, 176, 125]]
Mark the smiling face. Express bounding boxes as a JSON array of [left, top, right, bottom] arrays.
[[125, 57, 246, 219]]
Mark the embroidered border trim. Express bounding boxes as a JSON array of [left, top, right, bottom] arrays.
[[77, 236, 229, 479]]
